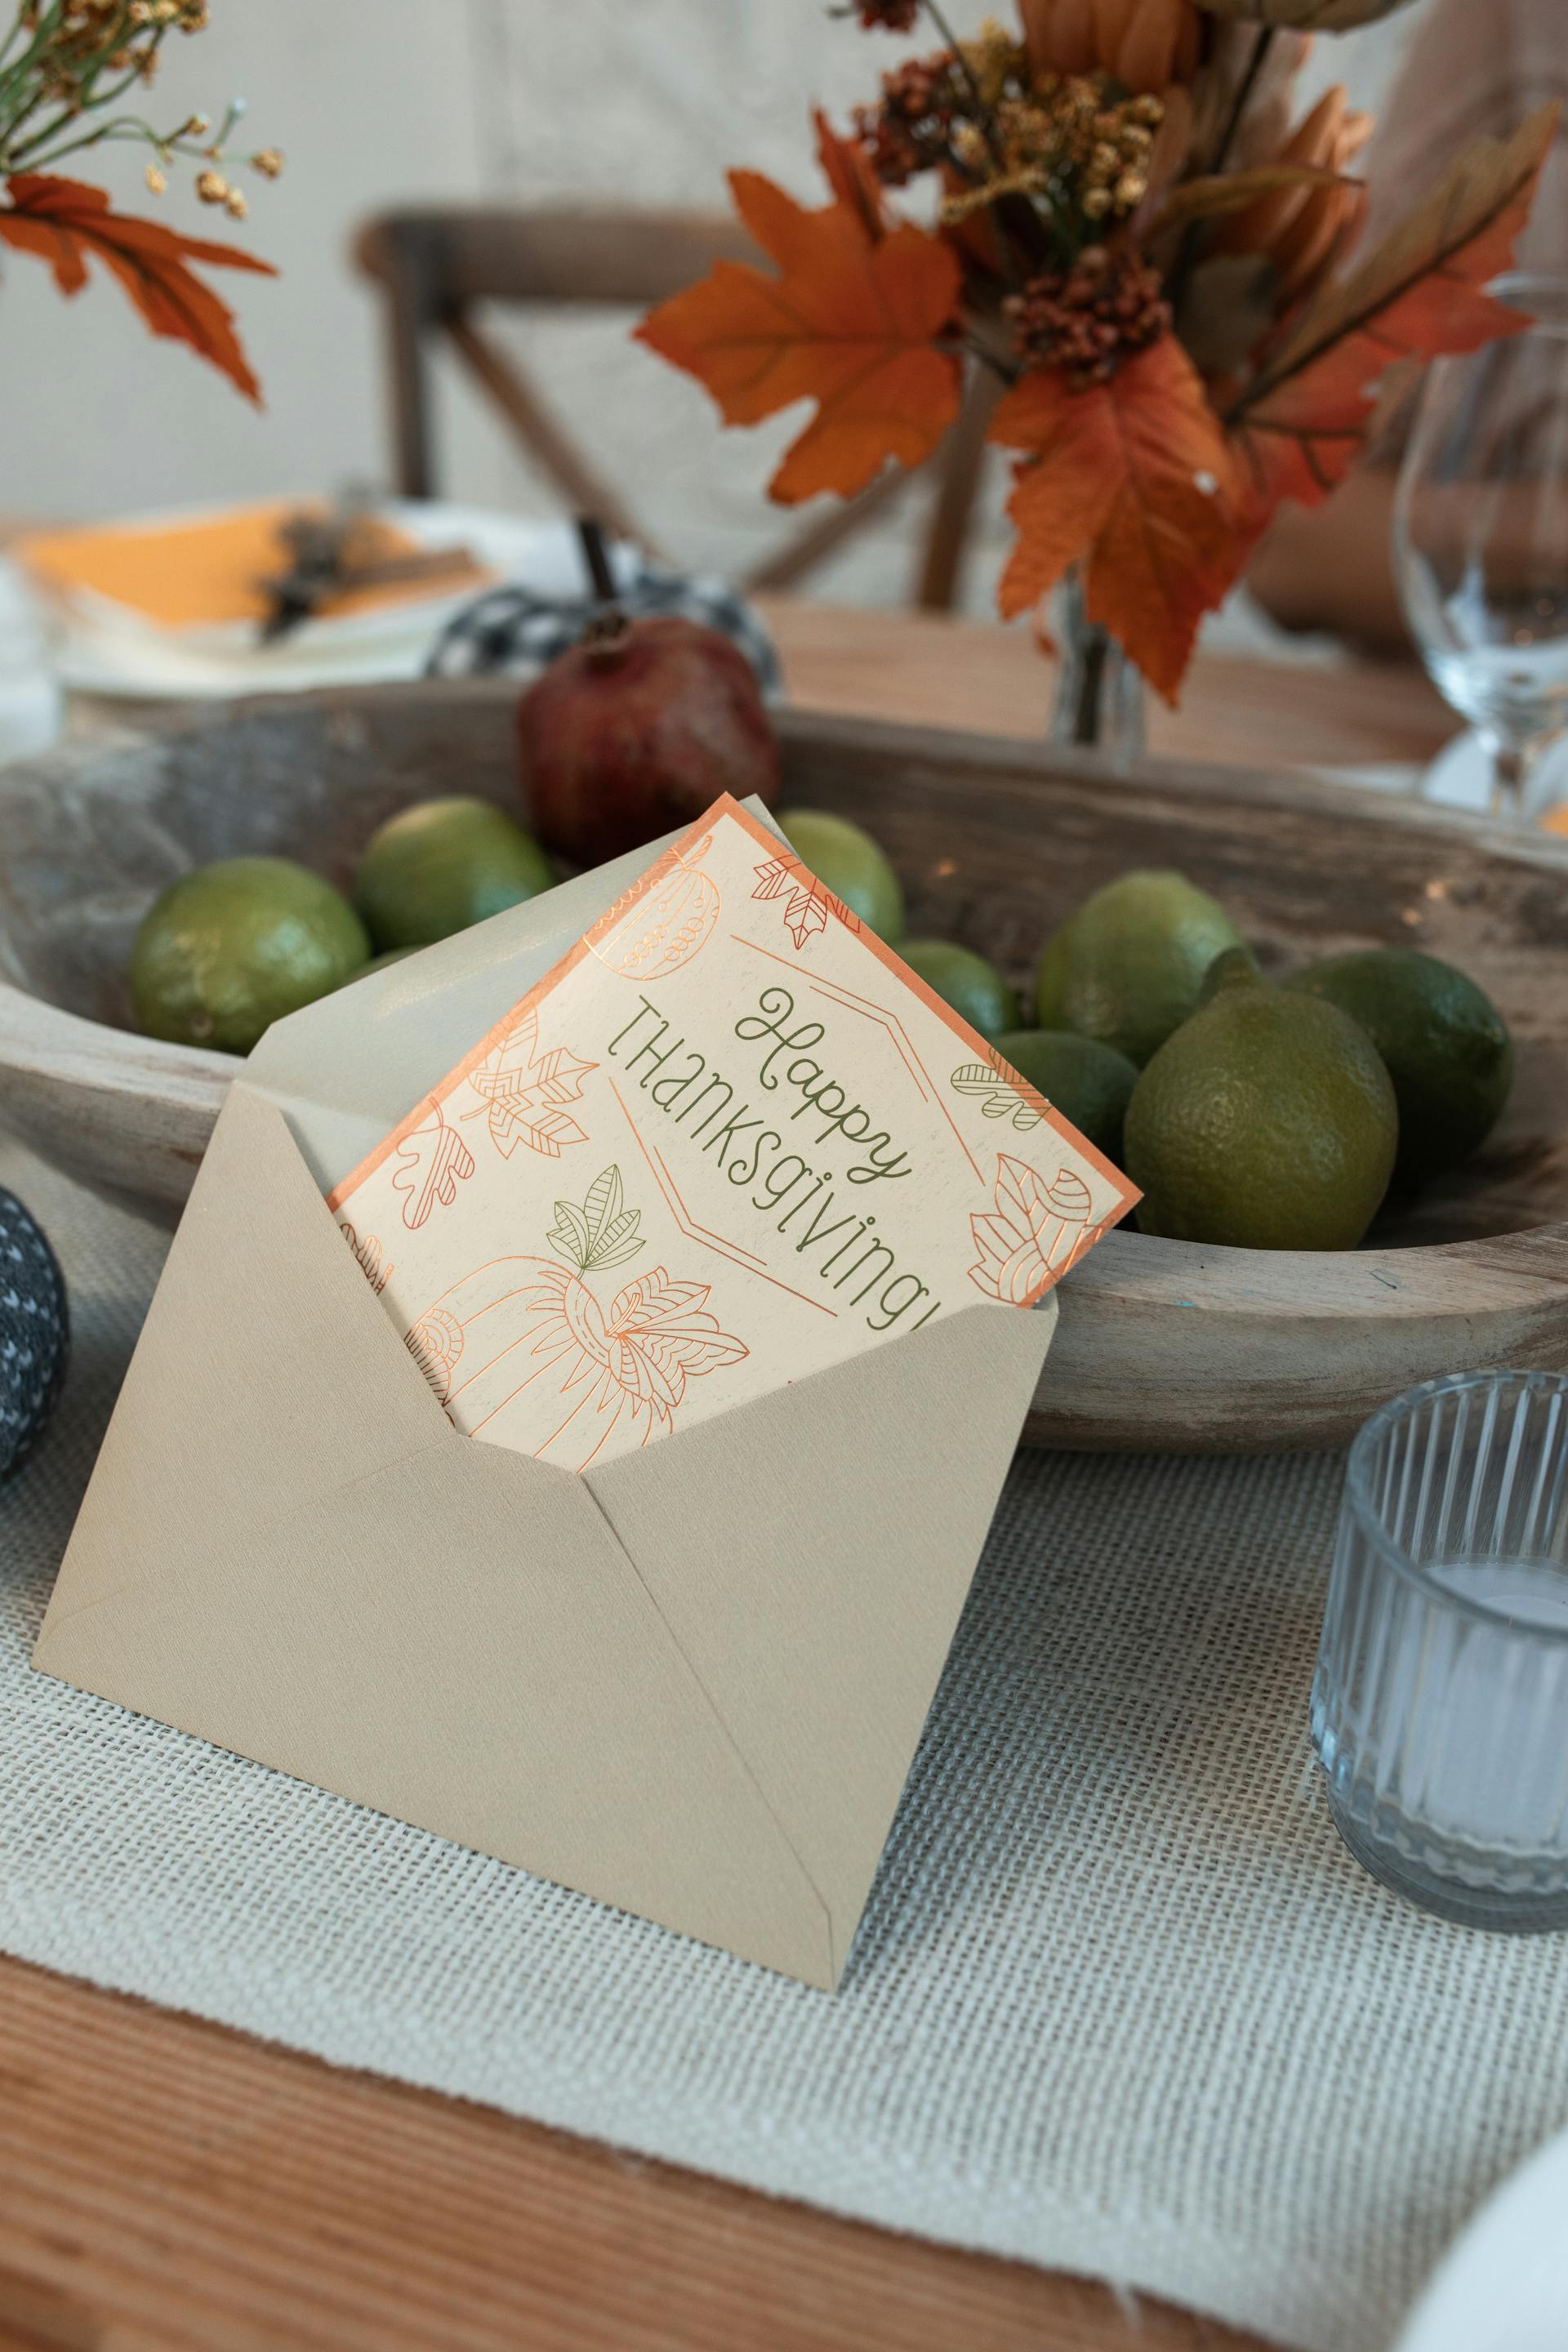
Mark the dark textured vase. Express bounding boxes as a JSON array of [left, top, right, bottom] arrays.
[[0, 1186, 69, 1481]]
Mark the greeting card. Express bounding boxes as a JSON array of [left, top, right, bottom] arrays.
[[328, 795, 1136, 1471]]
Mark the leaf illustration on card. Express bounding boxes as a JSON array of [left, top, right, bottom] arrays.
[[547, 1164, 647, 1276], [950, 1054, 1044, 1131], [751, 853, 858, 951], [600, 1268, 750, 1415], [390, 1099, 476, 1231], [969, 1155, 1093, 1303], [340, 1222, 394, 1294], [467, 1004, 596, 1159]]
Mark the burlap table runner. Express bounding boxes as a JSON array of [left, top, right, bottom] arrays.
[[2, 1138, 1564, 2352]]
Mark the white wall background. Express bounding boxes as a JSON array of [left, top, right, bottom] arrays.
[[0, 0, 1431, 614]]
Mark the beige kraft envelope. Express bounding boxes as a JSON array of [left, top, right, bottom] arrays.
[[33, 813, 1058, 1990]]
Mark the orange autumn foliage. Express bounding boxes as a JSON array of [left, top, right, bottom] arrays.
[[811, 106, 887, 244], [638, 54, 1557, 704], [992, 337, 1239, 702], [995, 104, 1558, 697], [636, 168, 962, 504], [1231, 106, 1557, 520], [1018, 0, 1204, 96], [1213, 84, 1372, 310], [0, 173, 275, 403]]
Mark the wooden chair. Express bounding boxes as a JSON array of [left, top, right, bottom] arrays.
[[354, 207, 996, 609]]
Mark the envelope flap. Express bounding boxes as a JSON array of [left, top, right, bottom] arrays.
[[240, 800, 784, 1196], [41, 1080, 447, 1621], [582, 1292, 1055, 1963]]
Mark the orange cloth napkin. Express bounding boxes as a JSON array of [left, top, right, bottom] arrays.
[[16, 501, 488, 630]]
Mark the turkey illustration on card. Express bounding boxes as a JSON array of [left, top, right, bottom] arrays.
[[639, 0, 1557, 706]]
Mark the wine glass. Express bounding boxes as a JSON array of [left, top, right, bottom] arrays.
[[1395, 274, 1568, 825]]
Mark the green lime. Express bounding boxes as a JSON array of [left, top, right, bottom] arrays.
[[777, 808, 905, 942], [354, 796, 554, 951], [130, 857, 369, 1057], [1285, 947, 1513, 1190], [1036, 870, 1246, 1067], [1124, 959, 1398, 1250], [901, 938, 1019, 1044], [1196, 943, 1262, 1008], [996, 1029, 1138, 1162]]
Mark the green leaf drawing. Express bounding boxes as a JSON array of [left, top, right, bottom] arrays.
[[547, 1164, 646, 1276], [950, 1058, 1044, 1132]]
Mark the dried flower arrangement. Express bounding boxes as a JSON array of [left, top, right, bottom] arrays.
[[639, 0, 1558, 705], [0, 1, 276, 400]]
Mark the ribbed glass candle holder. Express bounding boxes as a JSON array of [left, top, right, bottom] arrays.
[[1312, 1369, 1568, 1931]]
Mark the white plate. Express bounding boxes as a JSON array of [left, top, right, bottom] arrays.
[[1392, 2123, 1568, 2352], [34, 504, 640, 701]]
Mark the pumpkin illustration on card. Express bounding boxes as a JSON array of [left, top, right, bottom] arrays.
[[588, 833, 720, 982], [404, 1164, 748, 1470]]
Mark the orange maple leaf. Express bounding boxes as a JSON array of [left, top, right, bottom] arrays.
[[1230, 105, 1558, 519], [635, 168, 962, 503], [991, 336, 1244, 704], [812, 108, 886, 244], [0, 172, 276, 403]]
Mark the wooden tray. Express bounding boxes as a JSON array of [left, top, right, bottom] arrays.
[[1, 680, 1565, 1453]]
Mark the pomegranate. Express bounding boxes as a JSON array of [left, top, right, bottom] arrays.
[[517, 610, 780, 866]]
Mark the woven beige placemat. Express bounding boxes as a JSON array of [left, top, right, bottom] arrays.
[[2, 1138, 1564, 2352]]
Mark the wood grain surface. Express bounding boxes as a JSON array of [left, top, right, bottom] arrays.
[[760, 597, 1457, 773], [0, 1955, 1262, 2352]]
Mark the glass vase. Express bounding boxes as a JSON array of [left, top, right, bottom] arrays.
[[0, 562, 60, 763], [1047, 571, 1146, 762]]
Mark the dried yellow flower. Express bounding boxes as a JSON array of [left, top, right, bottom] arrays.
[[195, 168, 227, 204], [940, 69, 1160, 232], [145, 161, 166, 194], [252, 146, 283, 178], [224, 186, 247, 218], [950, 121, 988, 171], [959, 16, 1023, 110]]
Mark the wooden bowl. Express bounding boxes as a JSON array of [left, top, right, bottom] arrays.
[[1, 680, 1565, 1453]]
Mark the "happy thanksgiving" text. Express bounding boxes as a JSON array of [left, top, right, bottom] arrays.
[[605, 989, 942, 1333]]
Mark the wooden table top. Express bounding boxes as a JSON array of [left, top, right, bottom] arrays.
[[759, 597, 1457, 773], [0, 603, 1449, 2352]]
